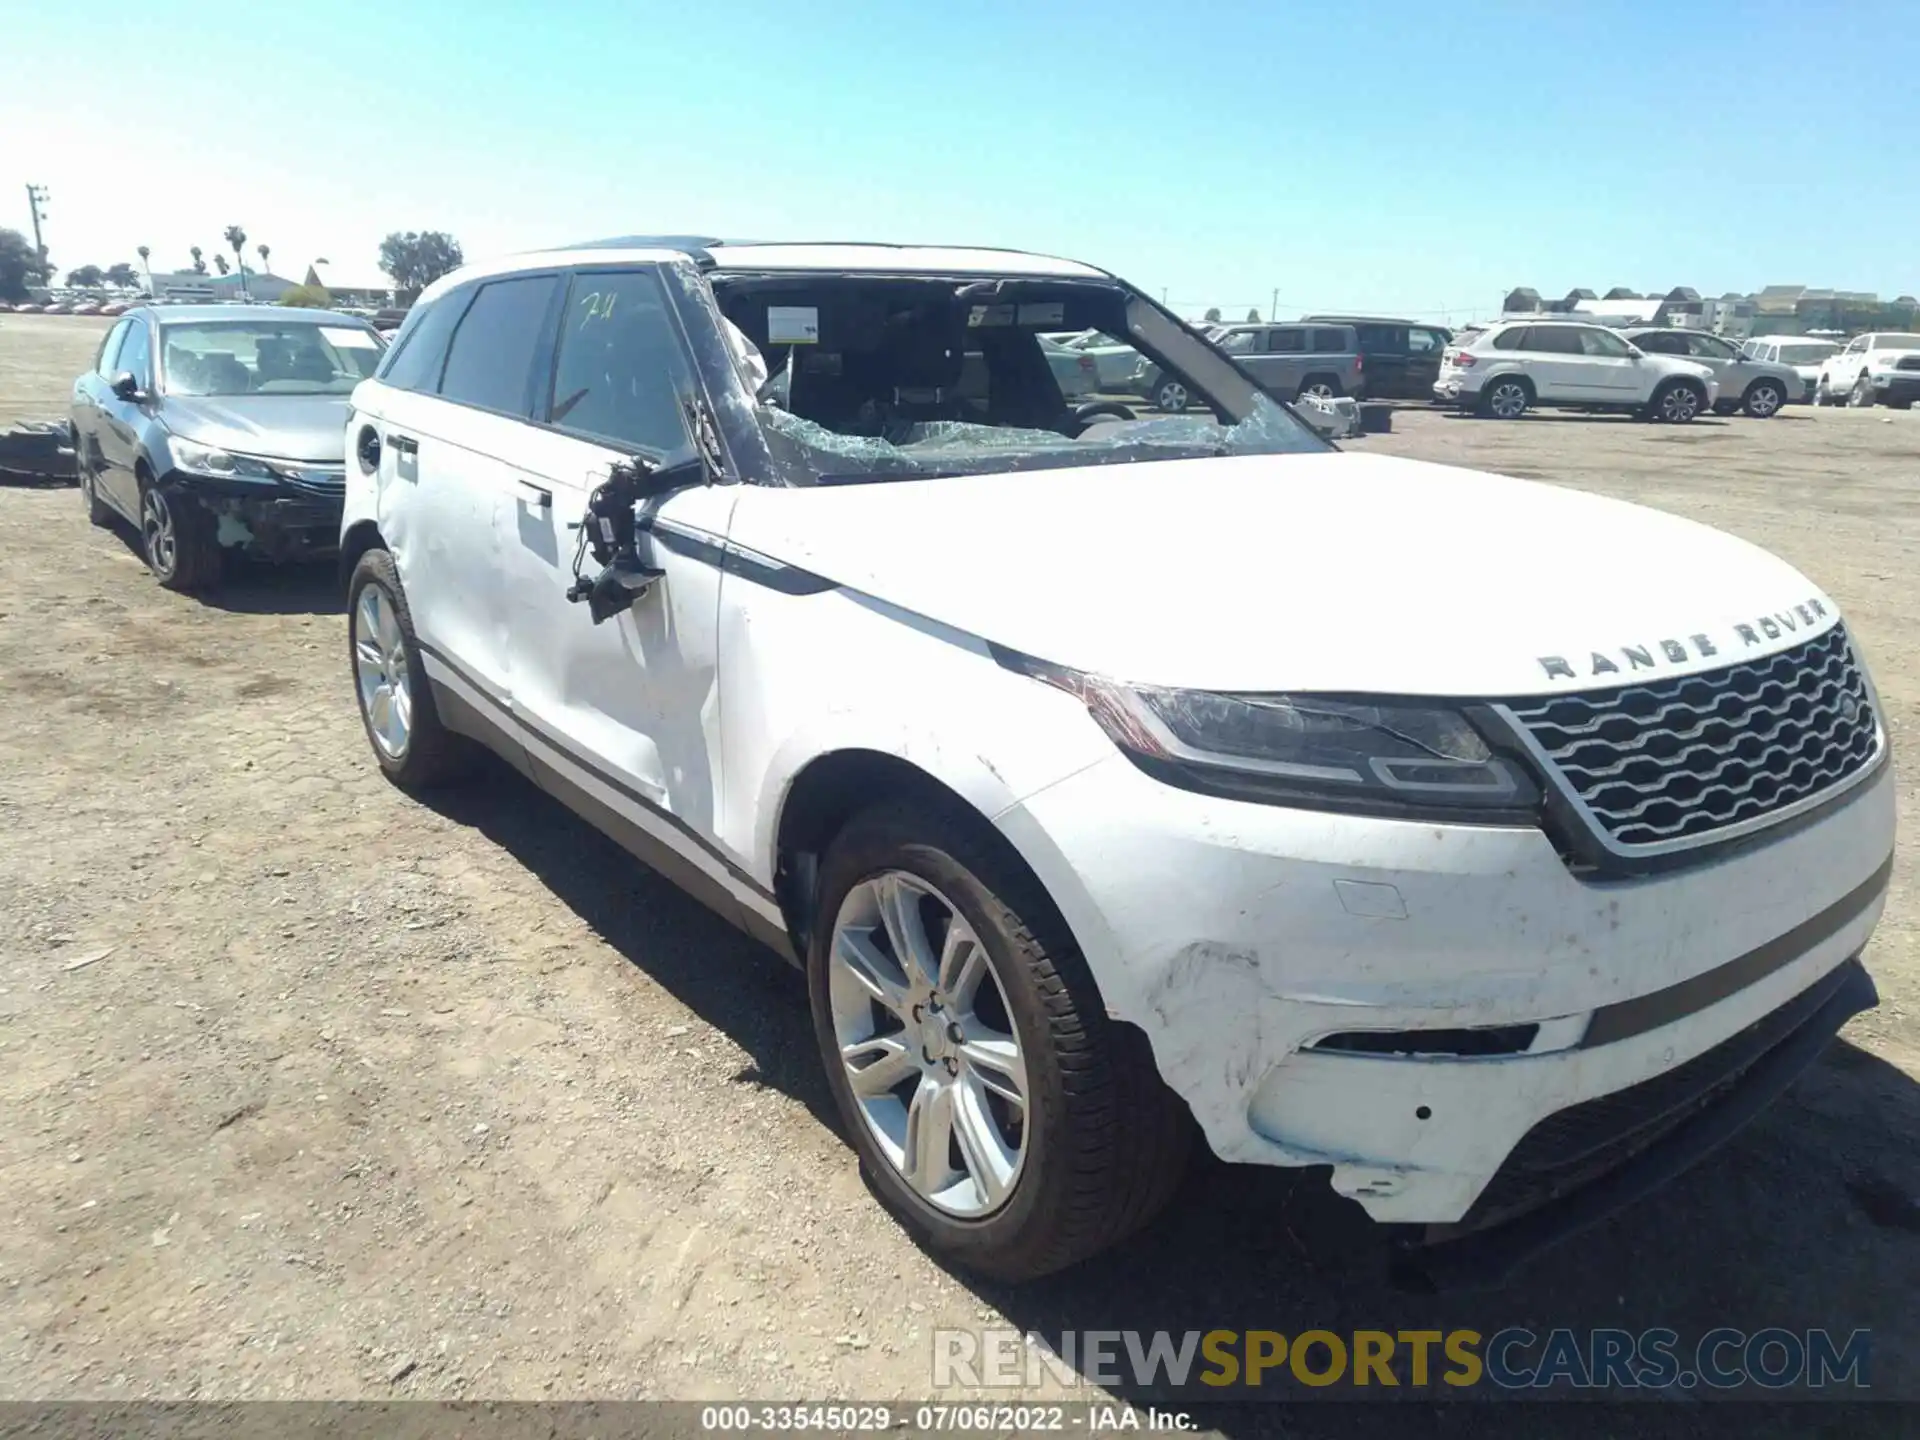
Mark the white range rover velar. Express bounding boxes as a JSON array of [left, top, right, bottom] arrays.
[[339, 240, 1895, 1288]]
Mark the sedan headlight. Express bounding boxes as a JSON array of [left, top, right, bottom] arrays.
[[169, 438, 282, 481], [997, 648, 1539, 820]]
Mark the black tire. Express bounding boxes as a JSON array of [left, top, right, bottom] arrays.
[[1741, 380, 1786, 419], [1295, 374, 1342, 402], [1815, 378, 1841, 407], [139, 475, 222, 591], [1847, 375, 1875, 408], [1888, 398, 1914, 411], [77, 455, 112, 527], [345, 548, 478, 789], [1477, 376, 1531, 420], [1711, 400, 1738, 417], [808, 800, 1191, 1281], [1647, 379, 1705, 423]]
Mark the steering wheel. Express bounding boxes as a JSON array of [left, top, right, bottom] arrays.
[[1069, 400, 1137, 433]]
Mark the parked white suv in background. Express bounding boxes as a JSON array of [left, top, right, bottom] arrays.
[[340, 239, 1892, 1289], [1436, 319, 1718, 421], [1814, 331, 1920, 409], [1740, 336, 1840, 403]]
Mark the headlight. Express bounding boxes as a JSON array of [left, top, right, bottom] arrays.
[[169, 438, 282, 481], [996, 648, 1539, 820]]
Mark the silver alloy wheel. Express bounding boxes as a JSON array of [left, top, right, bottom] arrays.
[[828, 871, 1029, 1218], [1850, 376, 1873, 408], [1300, 381, 1337, 400], [1157, 379, 1189, 412], [141, 488, 176, 576], [1489, 381, 1528, 419], [353, 584, 413, 760], [1746, 382, 1783, 418], [1658, 385, 1700, 422]]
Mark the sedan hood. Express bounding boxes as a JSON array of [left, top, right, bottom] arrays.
[[160, 394, 350, 463], [724, 452, 1836, 697]]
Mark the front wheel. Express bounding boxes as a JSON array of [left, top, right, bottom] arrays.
[[1848, 375, 1876, 408], [809, 802, 1191, 1281], [140, 481, 221, 591], [1742, 380, 1786, 419], [1649, 381, 1704, 423]]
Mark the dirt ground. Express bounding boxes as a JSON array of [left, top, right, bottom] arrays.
[[0, 312, 1915, 1424]]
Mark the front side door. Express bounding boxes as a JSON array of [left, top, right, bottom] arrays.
[[1573, 324, 1644, 397], [495, 264, 741, 897], [1681, 331, 1742, 391], [1355, 323, 1409, 397], [96, 316, 154, 514], [1830, 336, 1869, 390]]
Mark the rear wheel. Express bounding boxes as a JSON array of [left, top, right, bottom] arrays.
[[1296, 375, 1341, 402], [139, 478, 221, 591], [347, 548, 477, 789], [809, 801, 1190, 1281], [1742, 380, 1786, 419], [1153, 376, 1190, 412], [1479, 377, 1531, 420], [77, 456, 111, 527]]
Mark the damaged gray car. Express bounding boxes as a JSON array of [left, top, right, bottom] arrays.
[[70, 304, 386, 591]]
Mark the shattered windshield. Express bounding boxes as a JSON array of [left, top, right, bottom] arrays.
[[713, 274, 1326, 484]]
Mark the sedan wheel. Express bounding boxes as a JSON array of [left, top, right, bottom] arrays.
[[79, 462, 111, 527], [828, 871, 1029, 1218], [142, 487, 178, 579]]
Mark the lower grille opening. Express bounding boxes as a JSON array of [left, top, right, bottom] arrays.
[[1311, 1024, 1538, 1058]]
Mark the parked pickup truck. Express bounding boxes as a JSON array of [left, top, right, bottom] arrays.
[[1815, 332, 1920, 409]]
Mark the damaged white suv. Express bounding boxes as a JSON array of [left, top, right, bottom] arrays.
[[340, 239, 1894, 1287]]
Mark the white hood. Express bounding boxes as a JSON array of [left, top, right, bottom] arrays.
[[724, 452, 1838, 697]]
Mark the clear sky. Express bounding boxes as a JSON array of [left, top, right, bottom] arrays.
[[4, 0, 1915, 322]]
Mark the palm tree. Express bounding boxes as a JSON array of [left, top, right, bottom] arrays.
[[190, 246, 205, 275], [224, 225, 248, 297], [137, 245, 152, 294], [256, 242, 270, 276], [213, 254, 229, 276]]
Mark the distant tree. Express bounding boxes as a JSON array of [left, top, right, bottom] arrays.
[[67, 264, 106, 288], [257, 242, 271, 273], [223, 225, 248, 288], [378, 230, 464, 301], [136, 245, 152, 291], [279, 283, 334, 309], [1245, 308, 1261, 322], [105, 262, 139, 288], [190, 246, 207, 274], [213, 254, 230, 275], [0, 228, 51, 301], [1203, 307, 1222, 322]]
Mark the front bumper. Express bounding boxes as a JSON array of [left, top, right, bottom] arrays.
[[999, 752, 1895, 1231], [1871, 373, 1920, 403], [165, 470, 344, 557]]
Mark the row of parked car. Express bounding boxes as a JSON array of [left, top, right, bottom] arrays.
[[59, 237, 1893, 1295], [5, 298, 136, 316]]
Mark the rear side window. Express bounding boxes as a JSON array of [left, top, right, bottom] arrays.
[[1269, 328, 1307, 353], [1525, 326, 1584, 355], [1490, 326, 1529, 351], [1311, 328, 1349, 353], [1407, 327, 1444, 354], [546, 269, 695, 456], [380, 292, 470, 394], [96, 319, 131, 375], [438, 276, 559, 415]]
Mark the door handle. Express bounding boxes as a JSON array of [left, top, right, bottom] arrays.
[[514, 478, 552, 509]]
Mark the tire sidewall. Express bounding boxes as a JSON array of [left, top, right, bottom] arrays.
[[347, 552, 426, 779], [807, 814, 1080, 1268]]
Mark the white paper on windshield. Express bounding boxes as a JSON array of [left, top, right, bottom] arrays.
[[767, 306, 820, 344], [321, 326, 380, 349]]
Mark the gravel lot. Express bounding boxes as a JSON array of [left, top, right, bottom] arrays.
[[1, 313, 1914, 1421]]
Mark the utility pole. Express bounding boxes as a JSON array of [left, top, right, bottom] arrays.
[[1270, 287, 1278, 322], [25, 184, 50, 271]]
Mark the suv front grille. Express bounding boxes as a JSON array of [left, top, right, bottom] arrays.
[[1504, 624, 1880, 853], [1895, 356, 1920, 373]]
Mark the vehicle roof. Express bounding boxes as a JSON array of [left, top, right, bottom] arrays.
[[1301, 313, 1427, 326], [135, 304, 374, 326], [416, 239, 1111, 306]]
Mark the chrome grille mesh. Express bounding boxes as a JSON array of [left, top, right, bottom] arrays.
[[1507, 625, 1880, 851]]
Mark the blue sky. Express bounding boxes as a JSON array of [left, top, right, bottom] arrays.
[[4, 0, 1915, 322]]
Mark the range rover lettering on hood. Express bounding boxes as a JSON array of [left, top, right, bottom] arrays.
[[1536, 597, 1831, 682]]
